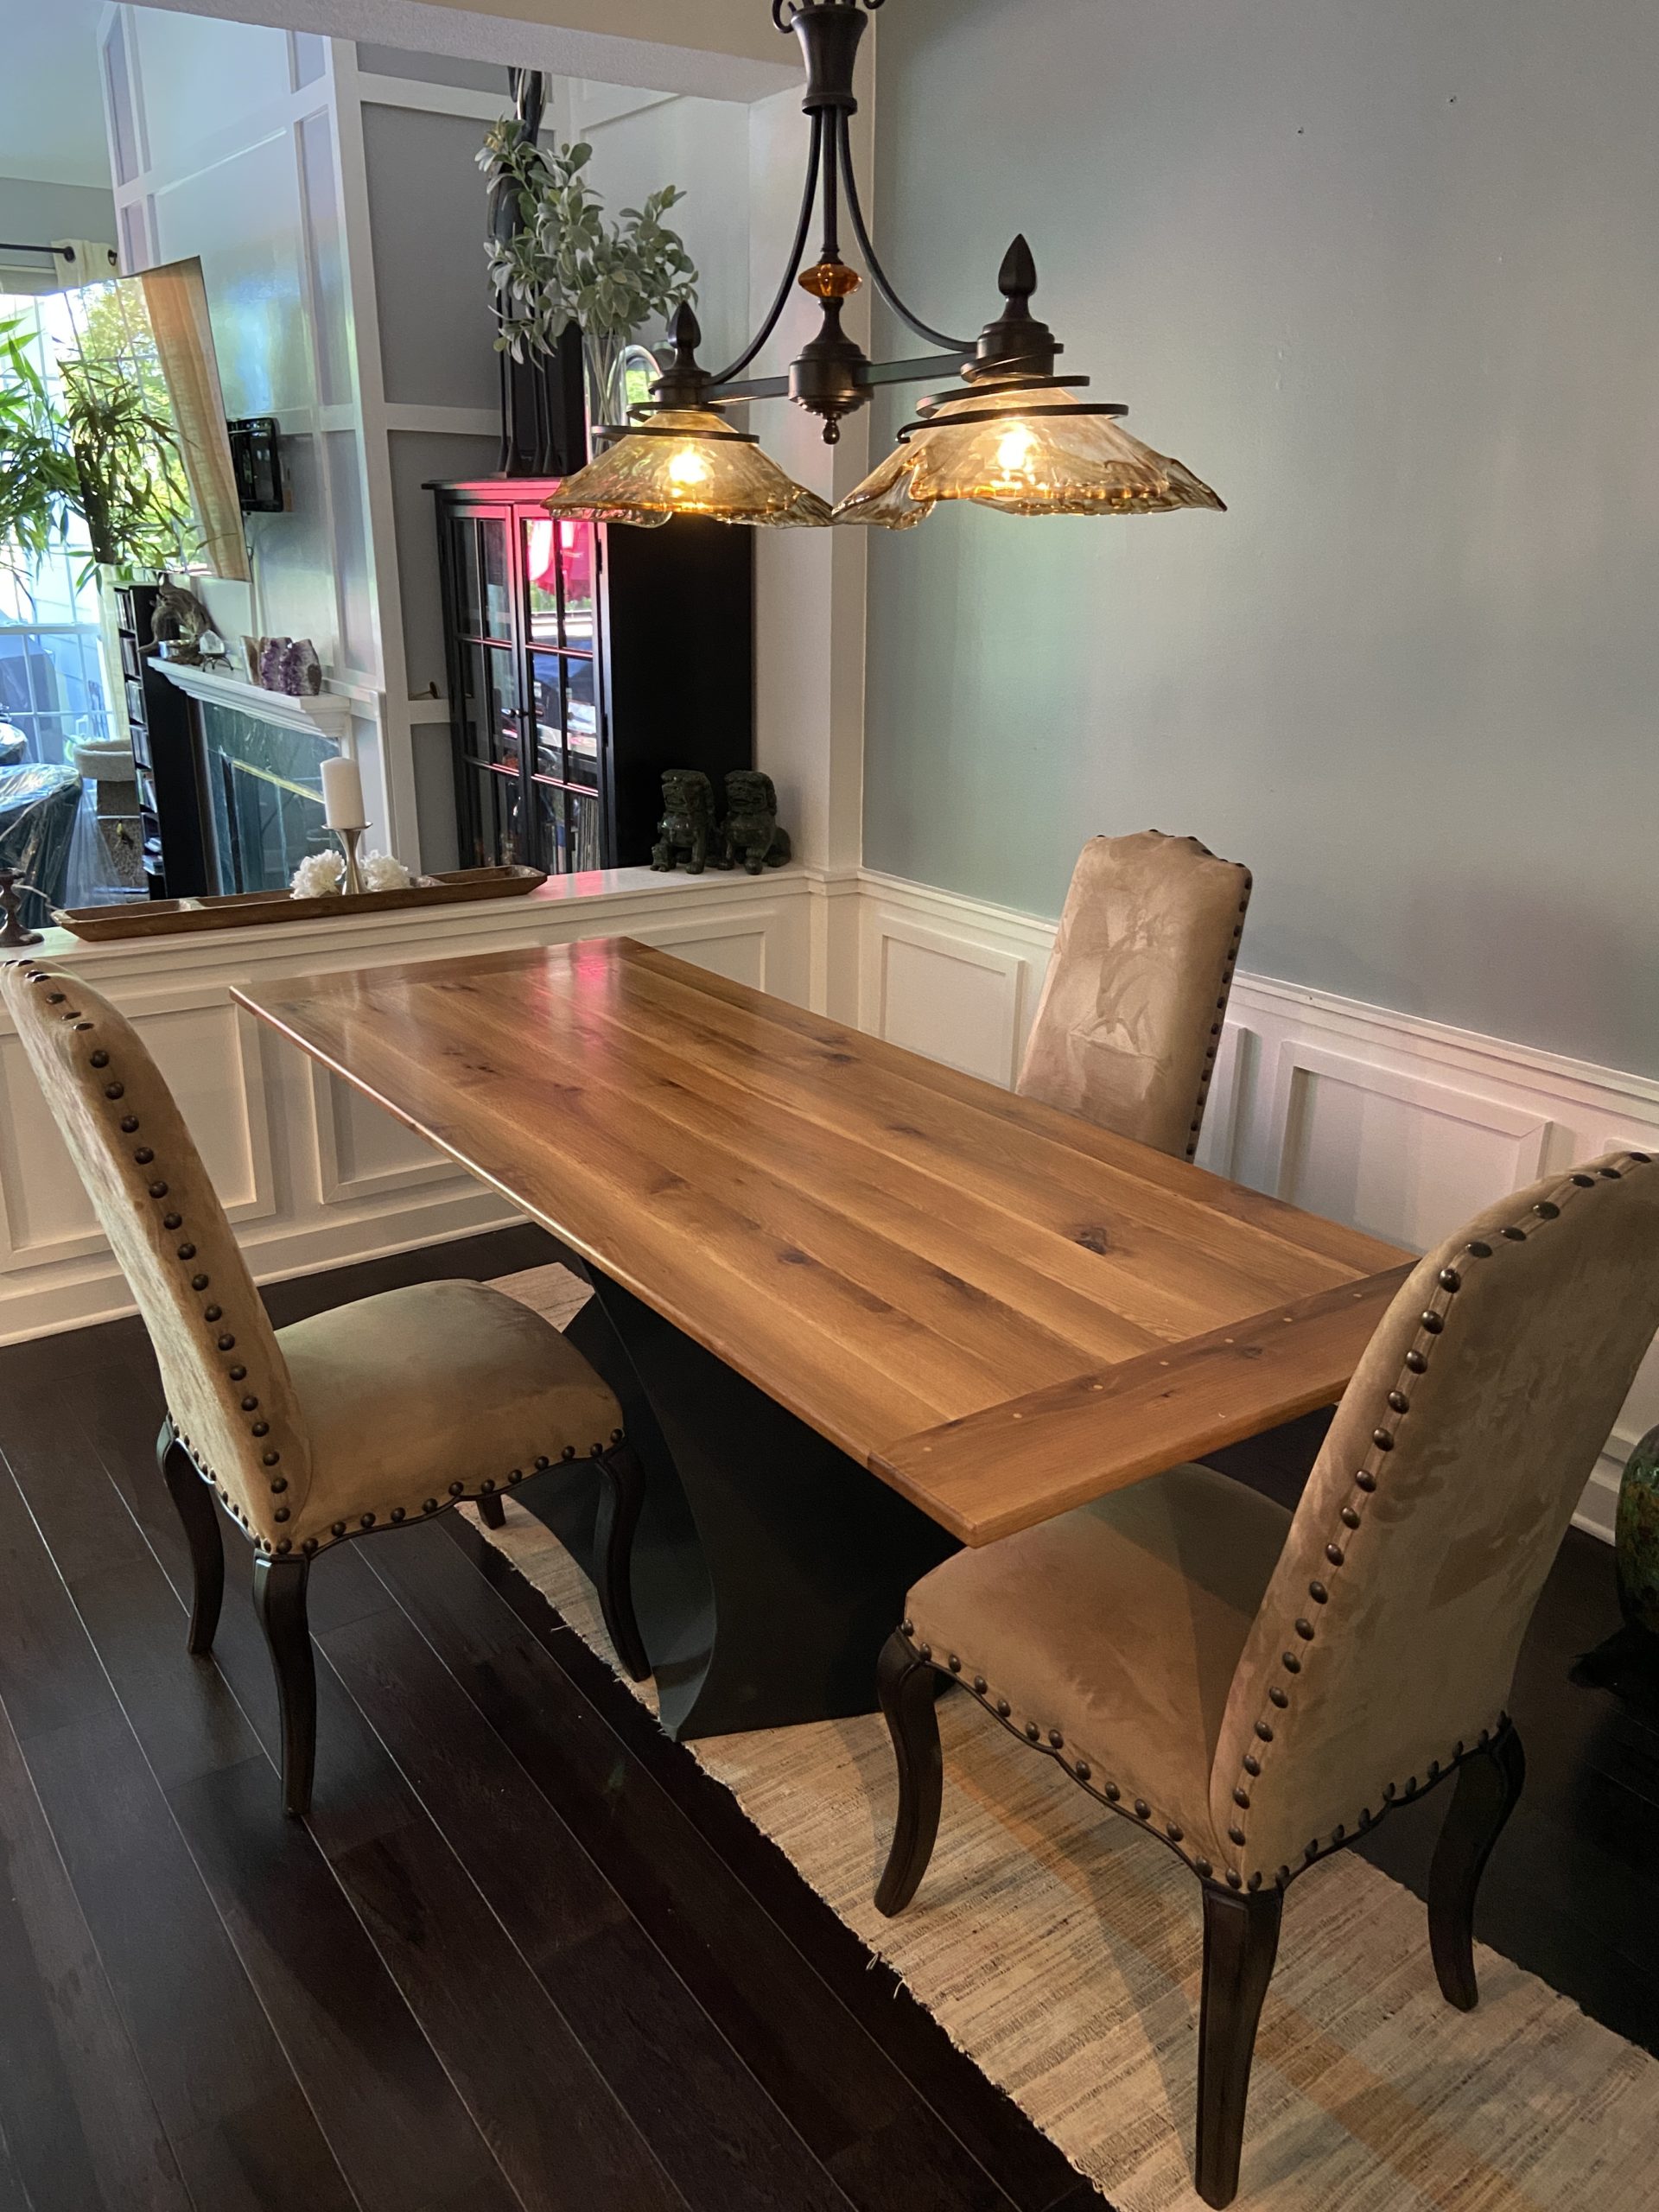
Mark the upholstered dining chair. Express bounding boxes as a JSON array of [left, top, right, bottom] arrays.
[[872, 1148, 1659, 2206], [3, 958, 650, 1817], [1017, 829, 1251, 1160]]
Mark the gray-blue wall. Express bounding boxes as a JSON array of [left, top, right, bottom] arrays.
[[863, 0, 1659, 1074]]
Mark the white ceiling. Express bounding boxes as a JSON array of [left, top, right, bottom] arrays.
[[0, 0, 115, 189]]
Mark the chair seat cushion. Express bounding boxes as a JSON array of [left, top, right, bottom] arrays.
[[908, 1462, 1290, 1865], [276, 1280, 621, 1547]]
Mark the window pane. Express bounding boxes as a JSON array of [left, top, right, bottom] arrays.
[[563, 656, 598, 788], [524, 517, 559, 647], [530, 779, 568, 874], [457, 643, 519, 769], [560, 523, 594, 650], [466, 764, 523, 868], [528, 653, 563, 779], [449, 518, 484, 635], [569, 787, 603, 872], [480, 515, 512, 638]]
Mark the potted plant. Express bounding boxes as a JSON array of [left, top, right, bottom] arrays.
[[477, 123, 699, 436], [0, 304, 200, 582]]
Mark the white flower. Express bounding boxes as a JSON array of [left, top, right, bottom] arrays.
[[362, 853, 414, 891], [291, 850, 346, 899]]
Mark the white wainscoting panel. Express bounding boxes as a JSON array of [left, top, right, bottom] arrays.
[[0, 986, 275, 1272], [1, 869, 810, 1344], [312, 1064, 453, 1205], [853, 868, 1659, 1542], [1270, 1042, 1554, 1254], [10, 863, 1656, 1546]]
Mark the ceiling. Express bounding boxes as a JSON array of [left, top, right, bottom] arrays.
[[0, 0, 114, 188]]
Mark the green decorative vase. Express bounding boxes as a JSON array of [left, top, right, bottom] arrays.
[[1615, 1425, 1659, 1637]]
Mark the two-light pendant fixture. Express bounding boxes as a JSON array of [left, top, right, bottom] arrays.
[[544, 0, 1224, 533]]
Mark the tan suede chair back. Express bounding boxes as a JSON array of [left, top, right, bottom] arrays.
[[1017, 830, 1251, 1158], [1211, 1149, 1659, 1887], [3, 962, 308, 1541]]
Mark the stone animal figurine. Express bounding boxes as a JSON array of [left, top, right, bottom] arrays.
[[651, 769, 717, 874], [721, 770, 791, 874]]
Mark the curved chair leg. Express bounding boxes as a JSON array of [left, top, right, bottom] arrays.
[[476, 1492, 507, 1529], [874, 1631, 944, 1917], [1196, 1880, 1283, 2209], [156, 1421, 223, 1656], [594, 1444, 650, 1683], [1428, 1726, 1525, 2010], [251, 1555, 316, 1818]]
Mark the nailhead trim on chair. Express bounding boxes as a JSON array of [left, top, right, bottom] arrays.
[[1217, 1150, 1652, 1888], [16, 967, 630, 1560], [892, 1150, 1649, 1894], [900, 1630, 1215, 1878], [1185, 860, 1253, 1165]]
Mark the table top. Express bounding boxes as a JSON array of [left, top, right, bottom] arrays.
[[234, 939, 1411, 1546]]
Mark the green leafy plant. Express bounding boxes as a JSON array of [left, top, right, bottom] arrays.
[[0, 315, 81, 575], [0, 302, 200, 588], [477, 129, 697, 361]]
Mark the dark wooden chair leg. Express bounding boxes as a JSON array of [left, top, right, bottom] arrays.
[[251, 1554, 317, 1818], [476, 1491, 506, 1529], [156, 1421, 223, 1656], [1195, 1880, 1283, 2209], [874, 1631, 944, 1917], [1428, 1726, 1525, 2010], [594, 1443, 650, 1682]]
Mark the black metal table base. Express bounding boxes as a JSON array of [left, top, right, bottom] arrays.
[[518, 1266, 958, 1740]]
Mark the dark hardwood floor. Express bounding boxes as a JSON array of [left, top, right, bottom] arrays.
[[1, 1225, 1654, 2212]]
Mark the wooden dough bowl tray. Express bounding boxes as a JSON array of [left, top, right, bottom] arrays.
[[55, 866, 547, 941]]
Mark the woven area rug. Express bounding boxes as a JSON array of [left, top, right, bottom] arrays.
[[478, 1265, 1659, 2210]]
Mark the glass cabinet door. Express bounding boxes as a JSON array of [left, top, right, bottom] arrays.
[[459, 643, 523, 772], [517, 505, 604, 877], [445, 496, 610, 880], [448, 512, 515, 644]]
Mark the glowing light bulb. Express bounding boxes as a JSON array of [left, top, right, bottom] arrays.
[[667, 445, 710, 489], [995, 423, 1038, 477]]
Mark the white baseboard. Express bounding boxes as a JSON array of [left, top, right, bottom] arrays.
[[853, 868, 1659, 1545]]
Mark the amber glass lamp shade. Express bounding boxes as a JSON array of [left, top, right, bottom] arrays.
[[833, 385, 1224, 530], [540, 410, 831, 530]]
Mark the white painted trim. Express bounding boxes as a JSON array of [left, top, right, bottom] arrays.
[[850, 867, 1659, 1545], [125, 0, 799, 104], [149, 658, 353, 740], [353, 73, 509, 123], [328, 36, 423, 860], [2, 868, 810, 1347], [1267, 1039, 1555, 1203]]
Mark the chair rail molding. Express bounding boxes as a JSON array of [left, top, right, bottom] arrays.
[[1, 868, 810, 1346], [853, 867, 1659, 1544], [9, 858, 1653, 1543]]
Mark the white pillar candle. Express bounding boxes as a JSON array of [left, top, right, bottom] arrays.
[[321, 753, 367, 830]]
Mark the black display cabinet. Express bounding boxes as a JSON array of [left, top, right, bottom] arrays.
[[430, 481, 753, 874], [115, 583, 209, 899]]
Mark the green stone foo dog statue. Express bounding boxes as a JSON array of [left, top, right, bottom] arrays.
[[651, 769, 717, 874], [721, 769, 791, 875], [1616, 1426, 1659, 1638]]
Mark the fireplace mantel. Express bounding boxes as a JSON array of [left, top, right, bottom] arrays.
[[149, 658, 353, 741]]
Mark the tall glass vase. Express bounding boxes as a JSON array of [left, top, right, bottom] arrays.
[[582, 334, 660, 448]]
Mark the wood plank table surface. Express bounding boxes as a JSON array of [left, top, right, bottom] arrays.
[[235, 939, 1413, 1736]]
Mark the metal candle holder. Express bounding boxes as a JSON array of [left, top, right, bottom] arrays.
[[0, 868, 44, 948], [335, 826, 365, 898]]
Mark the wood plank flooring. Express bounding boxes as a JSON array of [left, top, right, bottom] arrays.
[[1, 1225, 1654, 2212]]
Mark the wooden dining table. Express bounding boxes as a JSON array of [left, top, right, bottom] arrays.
[[234, 938, 1411, 1739]]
